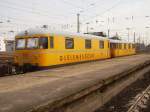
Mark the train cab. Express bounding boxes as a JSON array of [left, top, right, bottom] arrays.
[[14, 28, 111, 72]]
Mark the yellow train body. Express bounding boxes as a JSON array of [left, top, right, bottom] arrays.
[[14, 29, 136, 69], [15, 32, 111, 67], [110, 40, 136, 57]]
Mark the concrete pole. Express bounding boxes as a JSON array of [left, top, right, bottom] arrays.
[[134, 32, 136, 43], [108, 29, 110, 38], [86, 22, 89, 33], [126, 28, 130, 42], [108, 17, 110, 38], [128, 30, 129, 42], [77, 13, 80, 33]]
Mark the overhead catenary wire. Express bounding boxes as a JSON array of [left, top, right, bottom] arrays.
[[0, 4, 66, 21], [82, 0, 125, 23], [0, 0, 83, 30], [0, 0, 124, 28], [0, 0, 90, 18], [0, 0, 149, 44]]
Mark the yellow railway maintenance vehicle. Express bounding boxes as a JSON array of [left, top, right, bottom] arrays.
[[110, 39, 136, 57], [14, 28, 111, 72]]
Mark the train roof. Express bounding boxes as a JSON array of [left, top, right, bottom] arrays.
[[16, 28, 107, 40], [16, 28, 134, 44], [109, 39, 134, 44]]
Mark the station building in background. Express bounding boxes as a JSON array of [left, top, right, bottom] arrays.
[[0, 37, 6, 51], [0, 36, 15, 52]]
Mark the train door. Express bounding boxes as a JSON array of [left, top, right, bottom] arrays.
[[110, 43, 115, 58]]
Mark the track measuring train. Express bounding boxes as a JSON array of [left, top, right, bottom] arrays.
[[14, 28, 136, 72]]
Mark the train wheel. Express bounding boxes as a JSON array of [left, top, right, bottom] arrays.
[[14, 66, 24, 74]]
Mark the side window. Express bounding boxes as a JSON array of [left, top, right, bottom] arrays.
[[113, 43, 117, 49], [124, 44, 126, 49], [115, 43, 117, 49], [131, 44, 133, 49], [118, 43, 121, 49], [65, 38, 74, 49], [39, 37, 48, 49], [118, 43, 120, 49], [99, 40, 104, 49], [127, 44, 129, 49], [116, 43, 119, 49], [85, 39, 91, 49], [111, 43, 116, 49], [50, 36, 54, 48], [119, 43, 122, 49], [129, 44, 131, 49], [110, 43, 113, 49]]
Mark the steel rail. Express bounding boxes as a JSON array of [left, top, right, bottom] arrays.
[[127, 85, 150, 112]]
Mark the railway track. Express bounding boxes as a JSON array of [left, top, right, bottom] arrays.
[[127, 85, 150, 112]]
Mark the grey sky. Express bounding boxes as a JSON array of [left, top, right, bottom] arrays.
[[0, 0, 150, 44]]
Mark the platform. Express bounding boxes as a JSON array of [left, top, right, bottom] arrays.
[[0, 54, 150, 112]]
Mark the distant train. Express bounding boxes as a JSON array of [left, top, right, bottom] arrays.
[[14, 28, 136, 72]]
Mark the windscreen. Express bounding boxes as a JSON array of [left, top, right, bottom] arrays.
[[27, 38, 39, 49], [16, 39, 26, 49], [16, 37, 48, 50]]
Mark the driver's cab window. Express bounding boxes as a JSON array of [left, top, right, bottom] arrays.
[[39, 37, 48, 49]]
